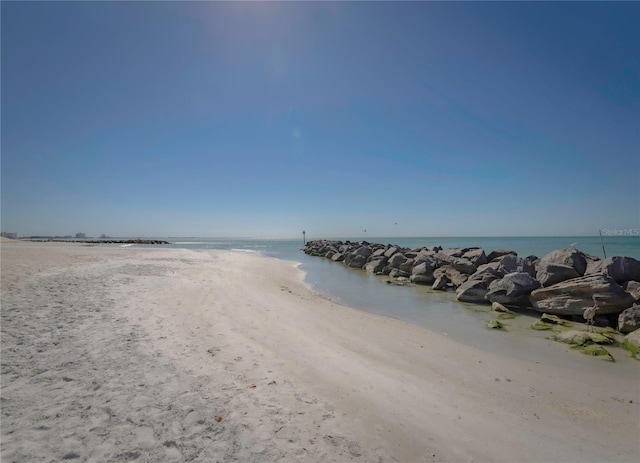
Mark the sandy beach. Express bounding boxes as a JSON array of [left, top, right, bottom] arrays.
[[1, 240, 638, 462]]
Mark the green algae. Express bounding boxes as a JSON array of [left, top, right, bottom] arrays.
[[540, 313, 572, 326], [555, 330, 614, 346], [531, 321, 554, 331], [487, 319, 505, 330], [622, 338, 640, 361], [580, 344, 615, 361]]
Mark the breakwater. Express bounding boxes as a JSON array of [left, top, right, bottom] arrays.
[[304, 240, 640, 356]]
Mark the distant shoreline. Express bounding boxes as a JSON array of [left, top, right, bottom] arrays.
[[19, 238, 169, 245]]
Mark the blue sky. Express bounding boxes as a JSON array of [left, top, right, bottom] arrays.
[[2, 2, 638, 238]]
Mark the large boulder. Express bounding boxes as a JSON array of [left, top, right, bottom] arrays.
[[486, 272, 540, 306], [487, 249, 517, 262], [433, 252, 454, 265], [399, 258, 415, 273], [537, 264, 580, 287], [346, 254, 367, 269], [413, 251, 437, 267], [587, 256, 640, 283], [468, 265, 501, 285], [439, 248, 467, 259], [496, 254, 518, 275], [369, 248, 387, 260], [389, 268, 410, 279], [529, 273, 635, 316], [432, 274, 449, 290], [462, 248, 487, 267], [518, 256, 538, 277], [451, 258, 477, 275], [618, 305, 640, 334], [434, 265, 468, 287], [623, 281, 640, 302], [364, 259, 386, 274], [331, 252, 345, 262], [410, 262, 435, 285], [388, 253, 407, 268], [384, 246, 401, 258], [536, 248, 591, 287], [456, 280, 489, 303], [622, 330, 640, 360], [354, 246, 373, 259]]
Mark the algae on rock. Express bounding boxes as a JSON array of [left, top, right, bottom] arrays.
[[580, 344, 615, 361], [554, 330, 614, 346], [487, 319, 505, 330], [622, 330, 640, 361]]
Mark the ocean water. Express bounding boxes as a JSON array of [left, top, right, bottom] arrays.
[[151, 236, 639, 370]]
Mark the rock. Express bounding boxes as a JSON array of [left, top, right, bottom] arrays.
[[491, 302, 516, 319], [445, 266, 469, 287], [487, 249, 517, 262], [554, 330, 614, 346], [455, 280, 489, 303], [364, 259, 386, 274], [529, 273, 635, 316], [434, 265, 468, 286], [537, 248, 588, 281], [530, 314, 573, 331], [389, 268, 410, 279], [462, 248, 487, 267], [487, 320, 505, 330], [388, 253, 407, 268], [399, 258, 415, 273], [432, 252, 454, 265], [468, 265, 501, 285], [587, 256, 640, 283], [451, 258, 477, 275], [431, 274, 449, 290], [540, 313, 571, 326], [410, 262, 435, 285], [346, 254, 367, 269], [486, 272, 540, 306], [354, 246, 372, 259], [413, 251, 437, 267], [531, 320, 555, 331], [370, 248, 387, 259], [536, 264, 580, 287], [622, 330, 640, 360], [439, 248, 467, 259], [618, 305, 640, 334], [491, 302, 511, 313], [384, 246, 401, 258], [623, 281, 640, 301], [331, 252, 345, 262], [580, 344, 615, 361], [496, 254, 518, 275]]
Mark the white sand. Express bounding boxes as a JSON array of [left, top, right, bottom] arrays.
[[1, 241, 639, 462]]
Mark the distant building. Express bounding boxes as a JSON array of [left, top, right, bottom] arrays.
[[1, 232, 18, 239], [75, 233, 86, 239]]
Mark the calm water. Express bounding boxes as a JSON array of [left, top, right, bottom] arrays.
[[146, 236, 639, 371]]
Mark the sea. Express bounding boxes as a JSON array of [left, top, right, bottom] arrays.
[[148, 235, 639, 371]]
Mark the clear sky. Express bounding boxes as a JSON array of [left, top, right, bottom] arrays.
[[2, 1, 638, 239]]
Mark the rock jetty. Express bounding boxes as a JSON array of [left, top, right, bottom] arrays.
[[304, 239, 640, 332]]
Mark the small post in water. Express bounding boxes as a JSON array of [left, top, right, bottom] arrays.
[[303, 230, 306, 245], [599, 229, 607, 259]]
